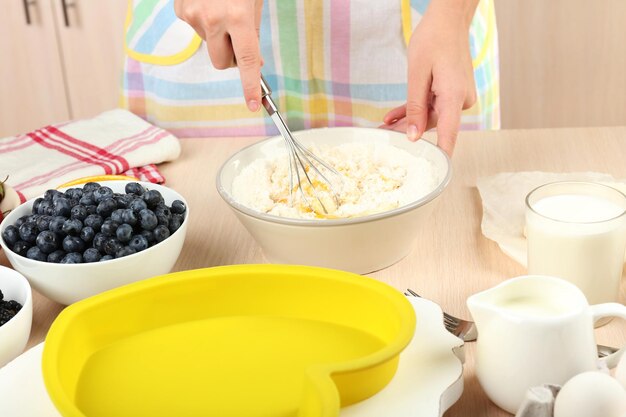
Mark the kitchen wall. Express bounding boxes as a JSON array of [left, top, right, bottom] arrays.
[[495, 0, 626, 129]]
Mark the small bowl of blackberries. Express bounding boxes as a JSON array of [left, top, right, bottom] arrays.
[[0, 265, 32, 368], [0, 181, 189, 305]]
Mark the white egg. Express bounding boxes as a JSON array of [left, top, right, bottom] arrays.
[[615, 352, 626, 390], [554, 371, 626, 417]]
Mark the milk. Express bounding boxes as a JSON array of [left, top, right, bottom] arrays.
[[526, 192, 626, 305]]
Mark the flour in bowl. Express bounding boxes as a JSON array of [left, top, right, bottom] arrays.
[[231, 142, 440, 219]]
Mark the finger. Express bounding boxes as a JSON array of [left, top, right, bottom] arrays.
[[206, 32, 236, 69], [406, 49, 432, 141], [255, 0, 265, 68], [434, 94, 463, 156], [230, 26, 262, 111], [383, 104, 407, 125]]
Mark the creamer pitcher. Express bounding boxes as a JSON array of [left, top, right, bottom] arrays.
[[467, 275, 626, 414]]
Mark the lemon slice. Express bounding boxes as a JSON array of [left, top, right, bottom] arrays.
[[56, 175, 139, 189]]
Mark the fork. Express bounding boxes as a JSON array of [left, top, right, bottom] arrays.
[[404, 288, 618, 358]]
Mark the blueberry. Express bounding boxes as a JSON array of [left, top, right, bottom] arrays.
[[12, 240, 31, 256], [93, 186, 113, 203], [96, 198, 116, 218], [169, 214, 184, 234], [18, 223, 38, 243], [26, 246, 47, 261], [121, 209, 138, 227], [99, 254, 114, 262], [110, 209, 125, 224], [15, 216, 29, 228], [2, 225, 20, 246], [82, 182, 101, 193], [47, 250, 66, 263], [64, 188, 83, 200], [171, 200, 186, 214], [36, 230, 59, 254], [103, 238, 123, 256], [26, 215, 40, 224], [142, 190, 163, 208], [37, 200, 53, 215], [32, 198, 44, 214], [44, 189, 60, 201], [115, 246, 137, 258], [116, 194, 134, 209], [125, 182, 145, 196], [36, 215, 52, 232], [60, 252, 83, 264], [83, 248, 101, 263], [93, 233, 108, 253], [53, 197, 72, 217], [138, 209, 158, 230], [84, 214, 103, 231], [79, 193, 95, 206], [129, 198, 147, 214], [101, 220, 119, 236], [153, 225, 170, 243], [70, 205, 88, 221], [116, 224, 133, 243], [49, 216, 66, 234], [128, 234, 149, 252], [140, 229, 156, 245], [154, 205, 171, 226], [62, 218, 83, 236], [85, 205, 98, 215], [80, 226, 95, 243], [62, 235, 85, 253]]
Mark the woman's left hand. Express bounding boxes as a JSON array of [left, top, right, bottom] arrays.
[[380, 0, 478, 156]]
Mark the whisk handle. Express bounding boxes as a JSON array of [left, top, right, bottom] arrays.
[[259, 74, 277, 115]]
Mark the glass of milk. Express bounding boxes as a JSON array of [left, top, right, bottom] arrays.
[[526, 181, 626, 305]]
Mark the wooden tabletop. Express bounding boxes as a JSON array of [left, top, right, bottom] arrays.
[[4, 126, 626, 416]]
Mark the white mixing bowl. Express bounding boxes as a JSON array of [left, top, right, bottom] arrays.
[[0, 266, 32, 368], [217, 127, 451, 274]]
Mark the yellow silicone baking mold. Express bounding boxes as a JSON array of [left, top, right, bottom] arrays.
[[42, 265, 415, 417]]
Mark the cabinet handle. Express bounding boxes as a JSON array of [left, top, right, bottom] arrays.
[[61, 0, 73, 27], [22, 0, 35, 25]]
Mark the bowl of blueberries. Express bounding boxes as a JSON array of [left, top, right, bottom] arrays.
[[0, 181, 188, 305], [0, 265, 32, 368]]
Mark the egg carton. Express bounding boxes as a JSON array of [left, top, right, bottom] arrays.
[[515, 362, 610, 417]]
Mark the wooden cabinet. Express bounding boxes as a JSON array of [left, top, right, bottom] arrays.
[[0, 0, 127, 137]]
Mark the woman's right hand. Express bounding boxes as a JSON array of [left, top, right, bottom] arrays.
[[174, 0, 264, 112]]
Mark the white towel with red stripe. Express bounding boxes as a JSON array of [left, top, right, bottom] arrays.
[[0, 109, 181, 202]]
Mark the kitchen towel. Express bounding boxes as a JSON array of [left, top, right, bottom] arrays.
[[0, 109, 181, 202], [476, 171, 626, 266]]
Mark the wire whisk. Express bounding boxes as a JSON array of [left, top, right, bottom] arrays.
[[260, 75, 341, 215]]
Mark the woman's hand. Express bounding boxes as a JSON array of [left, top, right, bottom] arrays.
[[381, 0, 478, 156], [174, 0, 264, 112]]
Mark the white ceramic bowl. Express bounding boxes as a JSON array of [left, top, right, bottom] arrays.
[[0, 181, 188, 305], [217, 127, 451, 274], [0, 265, 32, 368]]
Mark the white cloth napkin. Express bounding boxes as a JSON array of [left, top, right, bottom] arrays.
[[0, 109, 181, 202], [476, 172, 626, 267]]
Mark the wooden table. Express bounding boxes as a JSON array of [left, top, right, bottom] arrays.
[[4, 126, 626, 416]]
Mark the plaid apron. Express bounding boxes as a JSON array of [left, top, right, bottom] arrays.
[[122, 0, 499, 137]]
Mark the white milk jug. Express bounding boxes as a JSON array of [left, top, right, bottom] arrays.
[[467, 275, 626, 414]]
